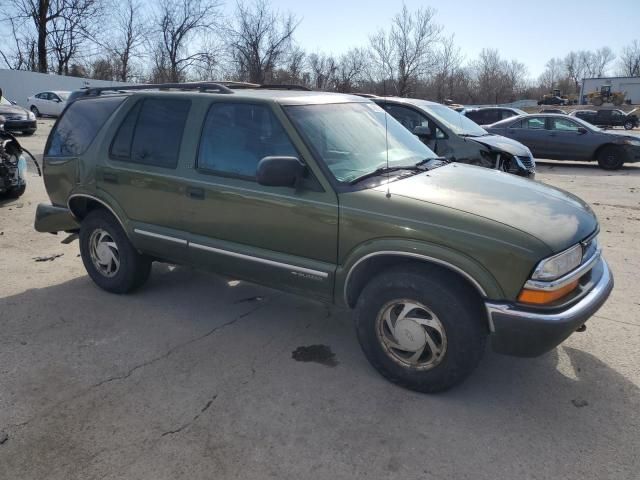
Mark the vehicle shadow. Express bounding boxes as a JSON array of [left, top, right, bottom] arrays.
[[536, 160, 640, 176], [1, 264, 638, 478]]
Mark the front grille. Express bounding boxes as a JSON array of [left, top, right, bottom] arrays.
[[514, 155, 535, 170]]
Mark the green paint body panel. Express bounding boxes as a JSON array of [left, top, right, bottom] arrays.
[[35, 89, 599, 308]]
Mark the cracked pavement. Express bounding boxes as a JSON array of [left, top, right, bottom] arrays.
[[0, 120, 639, 479]]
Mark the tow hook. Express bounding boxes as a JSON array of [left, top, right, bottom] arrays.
[[576, 324, 587, 332]]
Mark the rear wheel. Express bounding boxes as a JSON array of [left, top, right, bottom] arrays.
[[597, 145, 626, 170], [355, 266, 487, 393], [79, 209, 151, 293]]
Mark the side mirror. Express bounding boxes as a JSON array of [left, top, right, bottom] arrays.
[[54, 98, 61, 103], [577, 127, 587, 134], [413, 125, 432, 139], [257, 156, 306, 187], [10, 100, 16, 105]]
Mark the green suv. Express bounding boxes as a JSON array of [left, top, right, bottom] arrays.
[[35, 83, 614, 392]]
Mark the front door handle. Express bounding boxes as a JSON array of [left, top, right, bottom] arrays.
[[186, 187, 205, 200], [103, 172, 118, 184]]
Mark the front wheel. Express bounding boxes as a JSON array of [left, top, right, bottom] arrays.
[[79, 209, 151, 293], [624, 120, 634, 130], [355, 267, 487, 393], [30, 106, 40, 118], [597, 145, 626, 170]]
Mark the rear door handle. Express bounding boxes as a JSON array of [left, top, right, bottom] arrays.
[[103, 172, 118, 184], [187, 187, 205, 200]]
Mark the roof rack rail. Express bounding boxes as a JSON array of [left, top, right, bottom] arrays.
[[83, 82, 235, 96], [217, 81, 261, 89], [258, 84, 312, 91], [351, 93, 378, 98]]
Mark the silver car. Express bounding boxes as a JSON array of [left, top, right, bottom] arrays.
[[486, 114, 640, 170], [372, 97, 536, 178]]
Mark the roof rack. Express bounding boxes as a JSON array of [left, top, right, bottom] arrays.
[[258, 84, 312, 91], [351, 93, 378, 98], [83, 82, 235, 96], [219, 82, 312, 92]]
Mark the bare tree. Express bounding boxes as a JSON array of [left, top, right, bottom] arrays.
[[332, 48, 366, 92], [564, 51, 586, 93], [432, 34, 463, 101], [228, 0, 299, 84], [369, 4, 442, 96], [4, 0, 69, 72], [307, 52, 336, 90], [0, 17, 38, 70], [618, 40, 640, 77], [592, 47, 615, 77], [539, 57, 564, 90], [104, 0, 148, 82], [48, 0, 102, 75], [154, 0, 221, 83]]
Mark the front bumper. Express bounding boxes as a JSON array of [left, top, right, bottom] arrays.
[[5, 119, 37, 132], [486, 257, 613, 357]]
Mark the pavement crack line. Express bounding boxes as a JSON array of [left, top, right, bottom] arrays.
[[160, 394, 218, 437], [594, 314, 640, 328], [8, 300, 271, 430]]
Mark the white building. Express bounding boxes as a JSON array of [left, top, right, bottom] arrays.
[[580, 76, 640, 105], [0, 69, 130, 108]]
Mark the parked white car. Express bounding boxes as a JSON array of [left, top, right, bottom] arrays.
[[26, 91, 70, 117]]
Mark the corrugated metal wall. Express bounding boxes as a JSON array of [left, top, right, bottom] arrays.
[[0, 69, 131, 107]]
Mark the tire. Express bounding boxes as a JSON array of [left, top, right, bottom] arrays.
[[30, 106, 40, 118], [354, 266, 487, 393], [623, 120, 634, 130], [591, 97, 603, 107], [79, 209, 151, 293], [7, 184, 26, 199], [597, 145, 626, 170]]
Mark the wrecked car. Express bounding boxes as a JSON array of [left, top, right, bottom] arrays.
[[0, 115, 41, 199], [370, 96, 536, 178]]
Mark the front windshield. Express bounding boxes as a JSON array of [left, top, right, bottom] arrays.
[[419, 103, 487, 136], [285, 102, 437, 183], [0, 96, 11, 106]]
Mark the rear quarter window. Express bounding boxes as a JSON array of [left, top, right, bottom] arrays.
[[46, 96, 124, 157]]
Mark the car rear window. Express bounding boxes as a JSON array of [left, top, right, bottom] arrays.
[[46, 96, 124, 157], [110, 98, 191, 169]]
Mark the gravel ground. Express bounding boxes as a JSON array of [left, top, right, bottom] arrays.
[[1, 119, 639, 480]]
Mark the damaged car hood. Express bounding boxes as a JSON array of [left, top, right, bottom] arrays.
[[466, 134, 531, 157]]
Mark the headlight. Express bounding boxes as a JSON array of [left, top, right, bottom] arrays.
[[625, 139, 640, 147], [531, 244, 582, 281], [28, 111, 36, 120]]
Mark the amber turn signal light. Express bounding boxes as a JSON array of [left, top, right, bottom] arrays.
[[518, 280, 579, 305]]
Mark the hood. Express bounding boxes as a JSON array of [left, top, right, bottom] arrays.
[[466, 134, 531, 157], [375, 163, 597, 252], [0, 104, 29, 117]]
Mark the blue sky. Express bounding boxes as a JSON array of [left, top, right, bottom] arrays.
[[247, 0, 640, 78]]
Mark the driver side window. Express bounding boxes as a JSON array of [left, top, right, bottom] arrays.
[[385, 104, 445, 138]]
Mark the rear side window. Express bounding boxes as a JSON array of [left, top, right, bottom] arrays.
[[110, 98, 191, 169], [46, 96, 124, 157]]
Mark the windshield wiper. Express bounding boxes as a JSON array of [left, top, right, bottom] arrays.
[[349, 165, 423, 185]]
